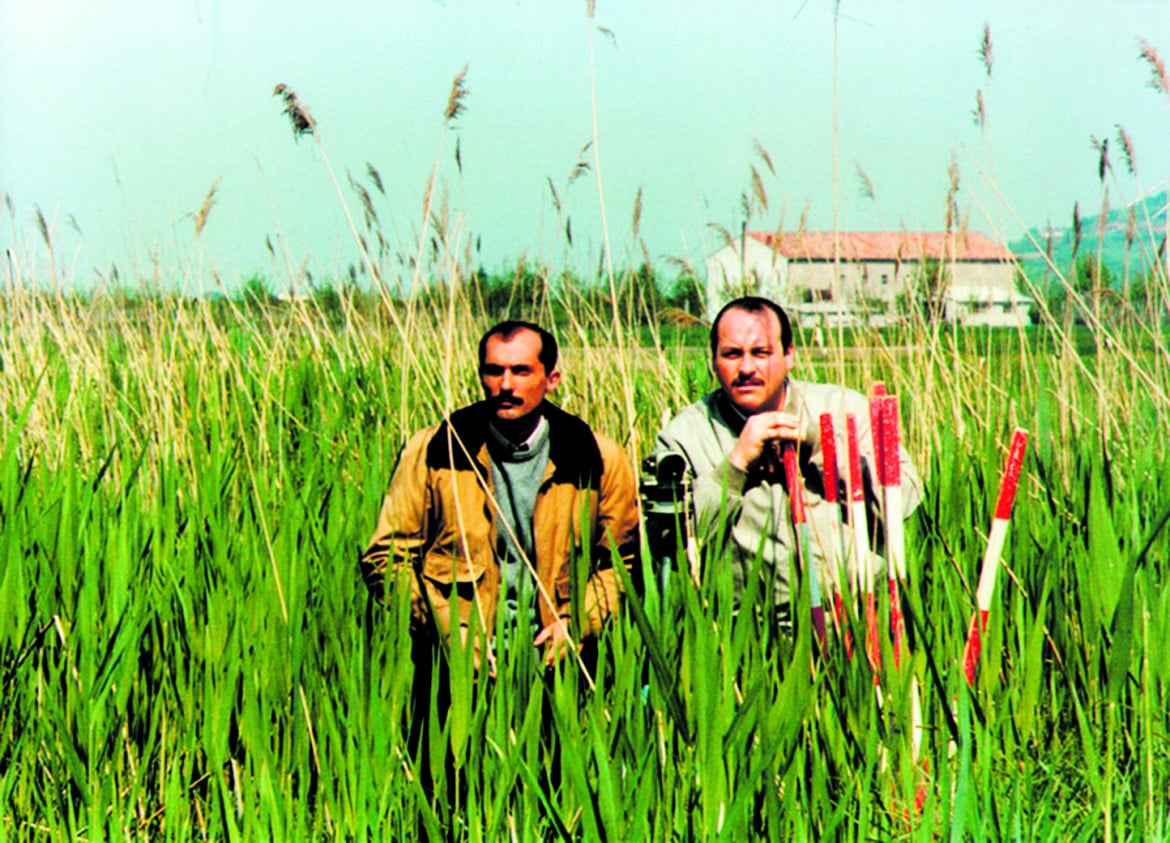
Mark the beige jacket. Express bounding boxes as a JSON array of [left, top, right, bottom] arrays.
[[360, 402, 639, 643]]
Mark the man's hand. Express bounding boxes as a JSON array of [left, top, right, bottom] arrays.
[[534, 619, 576, 667], [728, 411, 808, 472]]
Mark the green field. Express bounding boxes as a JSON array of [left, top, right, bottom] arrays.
[[1, 276, 1169, 840]]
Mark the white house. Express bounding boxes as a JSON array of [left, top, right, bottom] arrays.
[[704, 230, 1031, 327]]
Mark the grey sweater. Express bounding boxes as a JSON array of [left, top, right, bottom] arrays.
[[487, 416, 551, 623]]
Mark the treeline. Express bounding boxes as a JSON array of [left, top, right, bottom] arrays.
[[155, 261, 708, 330]]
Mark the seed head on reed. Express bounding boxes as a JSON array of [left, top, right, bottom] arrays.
[[547, 177, 562, 215], [445, 64, 470, 124], [972, 89, 986, 128], [1091, 136, 1111, 184], [348, 171, 378, 228], [1138, 38, 1170, 98], [194, 178, 221, 238], [749, 166, 768, 213], [569, 141, 593, 185], [34, 205, 51, 250], [754, 138, 775, 177], [632, 185, 643, 237], [366, 163, 385, 196], [944, 151, 960, 232], [708, 221, 735, 251], [979, 23, 994, 77], [855, 162, 875, 200], [1071, 202, 1083, 259], [1115, 125, 1136, 176], [273, 83, 316, 139]]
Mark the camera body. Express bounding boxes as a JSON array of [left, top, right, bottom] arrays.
[[639, 452, 690, 560]]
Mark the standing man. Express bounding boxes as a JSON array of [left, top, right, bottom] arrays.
[[360, 320, 639, 671], [655, 296, 923, 617]]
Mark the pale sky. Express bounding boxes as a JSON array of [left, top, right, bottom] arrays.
[[2, 1, 1168, 292]]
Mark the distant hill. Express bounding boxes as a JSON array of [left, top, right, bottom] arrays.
[[1009, 188, 1168, 289]]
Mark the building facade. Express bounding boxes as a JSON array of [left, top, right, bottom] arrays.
[[704, 230, 1032, 327]]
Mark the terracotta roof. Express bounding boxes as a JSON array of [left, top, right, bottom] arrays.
[[747, 231, 1013, 262]]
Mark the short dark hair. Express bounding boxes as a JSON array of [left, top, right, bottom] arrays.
[[478, 320, 558, 373], [709, 296, 793, 358]]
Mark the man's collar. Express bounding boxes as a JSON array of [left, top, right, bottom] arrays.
[[488, 412, 549, 457]]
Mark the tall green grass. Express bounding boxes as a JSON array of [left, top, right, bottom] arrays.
[[2, 265, 1169, 839], [5, 21, 1170, 839]]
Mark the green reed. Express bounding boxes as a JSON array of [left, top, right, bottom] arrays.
[[2, 266, 1169, 839]]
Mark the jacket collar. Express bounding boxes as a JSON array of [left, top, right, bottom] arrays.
[[426, 400, 604, 490]]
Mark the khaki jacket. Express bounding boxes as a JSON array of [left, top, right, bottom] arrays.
[[360, 402, 639, 643]]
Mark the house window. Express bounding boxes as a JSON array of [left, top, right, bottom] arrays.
[[881, 273, 890, 286]]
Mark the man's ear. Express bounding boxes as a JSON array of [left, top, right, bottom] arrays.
[[545, 369, 562, 393]]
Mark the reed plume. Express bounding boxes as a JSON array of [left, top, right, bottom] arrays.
[[1138, 38, 1170, 99], [979, 23, 994, 77], [445, 64, 469, 124], [855, 161, 875, 200], [273, 83, 316, 139], [194, 178, 220, 238]]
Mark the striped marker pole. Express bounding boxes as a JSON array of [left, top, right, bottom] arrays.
[[962, 428, 1029, 687], [846, 414, 880, 677], [879, 396, 907, 667], [819, 412, 852, 657], [783, 443, 827, 653]]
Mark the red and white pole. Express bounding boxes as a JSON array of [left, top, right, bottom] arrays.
[[962, 428, 1029, 687]]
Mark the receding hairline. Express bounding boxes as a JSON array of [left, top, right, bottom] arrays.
[[478, 322, 558, 373], [711, 303, 791, 352]]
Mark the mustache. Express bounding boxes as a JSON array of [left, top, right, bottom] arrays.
[[732, 375, 765, 386]]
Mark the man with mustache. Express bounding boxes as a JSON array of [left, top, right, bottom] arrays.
[[360, 320, 639, 673], [655, 296, 922, 619]]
